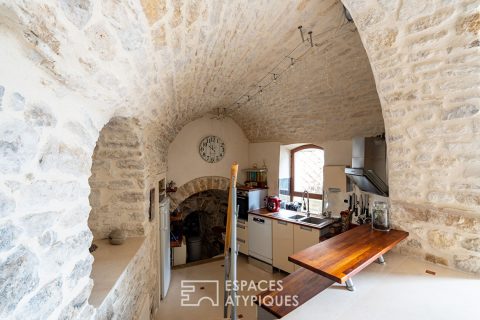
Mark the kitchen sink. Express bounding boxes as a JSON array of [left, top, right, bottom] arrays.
[[286, 214, 306, 220], [300, 217, 329, 225]]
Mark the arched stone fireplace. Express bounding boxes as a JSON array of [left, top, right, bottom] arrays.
[[170, 177, 230, 261]]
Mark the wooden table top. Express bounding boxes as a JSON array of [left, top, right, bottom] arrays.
[[288, 224, 409, 283], [256, 267, 334, 318]]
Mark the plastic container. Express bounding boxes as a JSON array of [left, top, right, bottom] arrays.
[[372, 201, 390, 231], [187, 236, 202, 261]]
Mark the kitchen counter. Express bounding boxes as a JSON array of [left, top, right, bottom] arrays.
[[248, 208, 336, 230], [289, 224, 409, 283], [257, 225, 409, 318], [237, 186, 268, 191]]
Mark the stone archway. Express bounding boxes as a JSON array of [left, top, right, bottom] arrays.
[[88, 116, 147, 239], [169, 176, 230, 210], [342, 0, 480, 272]]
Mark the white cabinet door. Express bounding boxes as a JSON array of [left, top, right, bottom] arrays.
[[273, 220, 294, 273], [293, 224, 320, 271], [237, 219, 249, 255]]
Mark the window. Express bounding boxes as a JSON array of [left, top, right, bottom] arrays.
[[290, 144, 324, 213]]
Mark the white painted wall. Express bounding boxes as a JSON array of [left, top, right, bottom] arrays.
[[279, 145, 291, 179], [167, 116, 249, 187], [248, 142, 281, 196], [321, 140, 352, 166]]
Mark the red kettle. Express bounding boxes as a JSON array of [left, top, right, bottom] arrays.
[[266, 196, 281, 212]]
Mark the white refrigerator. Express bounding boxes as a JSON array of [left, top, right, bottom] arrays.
[[159, 198, 171, 299]]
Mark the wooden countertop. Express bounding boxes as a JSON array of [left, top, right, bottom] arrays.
[[256, 268, 334, 318], [248, 208, 336, 230], [289, 224, 409, 283]]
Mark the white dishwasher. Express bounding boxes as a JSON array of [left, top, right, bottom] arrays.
[[248, 214, 272, 264]]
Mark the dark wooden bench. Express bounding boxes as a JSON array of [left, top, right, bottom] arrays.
[[257, 224, 408, 318]]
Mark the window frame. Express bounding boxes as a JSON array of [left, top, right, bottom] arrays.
[[290, 144, 324, 201]]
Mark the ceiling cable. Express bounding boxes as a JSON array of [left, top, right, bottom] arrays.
[[224, 21, 353, 111]]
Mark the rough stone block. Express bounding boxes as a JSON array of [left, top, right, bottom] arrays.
[[68, 255, 93, 288], [117, 191, 144, 203], [116, 160, 144, 170], [456, 13, 480, 35], [85, 23, 116, 61], [96, 150, 142, 159], [24, 104, 57, 127], [408, 7, 454, 33], [60, 0, 93, 29], [427, 230, 457, 249], [0, 118, 40, 174], [38, 230, 58, 247], [0, 191, 15, 218], [58, 281, 93, 320], [39, 139, 90, 175], [14, 278, 63, 319], [140, 0, 167, 25], [0, 246, 40, 317], [454, 255, 480, 273], [0, 222, 20, 252], [461, 238, 480, 253], [442, 105, 479, 120], [10, 92, 25, 111], [19, 212, 60, 237], [108, 180, 135, 190], [425, 253, 449, 266], [19, 180, 88, 211]]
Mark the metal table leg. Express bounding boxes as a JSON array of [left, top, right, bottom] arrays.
[[377, 255, 385, 264], [345, 278, 355, 291]]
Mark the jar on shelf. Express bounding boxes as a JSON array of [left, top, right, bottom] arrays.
[[372, 201, 390, 231]]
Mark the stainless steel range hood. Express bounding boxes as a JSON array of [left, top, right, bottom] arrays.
[[345, 136, 389, 197]]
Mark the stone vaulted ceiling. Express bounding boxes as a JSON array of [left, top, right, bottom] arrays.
[[0, 0, 384, 145], [143, 0, 384, 143]]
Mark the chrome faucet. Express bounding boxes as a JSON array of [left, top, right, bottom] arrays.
[[302, 190, 310, 217]]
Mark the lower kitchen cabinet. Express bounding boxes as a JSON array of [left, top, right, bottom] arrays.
[[272, 220, 294, 273], [237, 218, 249, 255], [293, 224, 320, 271]]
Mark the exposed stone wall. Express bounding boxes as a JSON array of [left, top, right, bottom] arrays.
[[0, 1, 160, 318], [178, 190, 228, 259], [169, 176, 230, 210], [88, 117, 147, 239], [95, 235, 153, 320], [343, 0, 480, 273]]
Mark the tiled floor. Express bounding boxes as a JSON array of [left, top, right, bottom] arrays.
[[156, 252, 479, 320], [155, 255, 283, 320]]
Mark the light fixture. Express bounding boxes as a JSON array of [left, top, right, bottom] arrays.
[[298, 25, 305, 42], [259, 86, 263, 94], [272, 73, 278, 83], [308, 31, 313, 47]]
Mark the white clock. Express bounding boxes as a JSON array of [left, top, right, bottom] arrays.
[[199, 136, 225, 163]]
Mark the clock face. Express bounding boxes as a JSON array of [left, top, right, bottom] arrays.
[[199, 136, 225, 163]]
